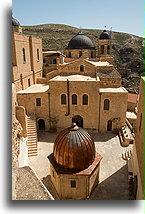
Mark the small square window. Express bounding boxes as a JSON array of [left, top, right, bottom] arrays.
[[70, 180, 76, 188], [36, 98, 41, 106]]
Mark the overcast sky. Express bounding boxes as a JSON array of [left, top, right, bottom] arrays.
[[12, 0, 143, 37]]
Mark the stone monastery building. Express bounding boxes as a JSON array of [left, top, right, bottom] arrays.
[[12, 17, 128, 137]]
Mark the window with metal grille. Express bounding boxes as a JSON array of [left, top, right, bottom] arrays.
[[36, 98, 41, 106], [72, 94, 77, 105], [80, 65, 84, 72], [82, 94, 88, 105], [104, 99, 110, 110], [70, 180, 76, 188], [61, 94, 66, 104]]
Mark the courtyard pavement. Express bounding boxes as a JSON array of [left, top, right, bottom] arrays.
[[28, 131, 133, 200]]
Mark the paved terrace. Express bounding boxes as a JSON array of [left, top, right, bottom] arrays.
[[28, 131, 132, 200]]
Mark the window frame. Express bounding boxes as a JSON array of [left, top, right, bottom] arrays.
[[107, 45, 110, 54], [70, 180, 76, 188], [22, 48, 26, 63], [72, 94, 77, 105], [82, 94, 88, 105], [100, 45, 104, 54], [36, 98, 41, 106], [37, 48, 40, 61], [80, 65, 84, 72], [61, 94, 67, 105], [104, 99, 110, 110], [28, 78, 31, 87]]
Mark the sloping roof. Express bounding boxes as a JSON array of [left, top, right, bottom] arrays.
[[43, 51, 65, 57], [15, 166, 53, 200], [97, 69, 121, 79], [128, 93, 139, 104]]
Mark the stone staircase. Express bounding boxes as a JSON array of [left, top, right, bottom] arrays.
[[27, 115, 38, 157]]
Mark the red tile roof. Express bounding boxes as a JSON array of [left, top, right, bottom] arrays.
[[128, 93, 139, 104]]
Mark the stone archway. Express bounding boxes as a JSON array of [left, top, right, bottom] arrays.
[[72, 115, 83, 128], [107, 120, 112, 131], [38, 119, 45, 130]]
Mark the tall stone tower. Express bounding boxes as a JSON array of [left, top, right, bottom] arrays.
[[98, 29, 113, 64]]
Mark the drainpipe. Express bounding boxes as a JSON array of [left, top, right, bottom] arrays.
[[65, 79, 70, 116], [98, 93, 102, 132], [48, 92, 51, 129]]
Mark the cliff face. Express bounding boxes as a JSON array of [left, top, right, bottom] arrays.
[[22, 24, 143, 93]]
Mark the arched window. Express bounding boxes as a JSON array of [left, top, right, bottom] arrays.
[[101, 45, 104, 54], [22, 48, 26, 63], [79, 51, 82, 57], [80, 65, 84, 72], [37, 48, 39, 61], [69, 52, 71, 58], [104, 99, 110, 110], [61, 94, 66, 104], [107, 45, 110, 54], [82, 94, 88, 105], [72, 94, 77, 105]]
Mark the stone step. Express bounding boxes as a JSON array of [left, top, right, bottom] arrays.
[[28, 146, 37, 149], [27, 130, 37, 132], [27, 135, 37, 139], [27, 142, 37, 145], [28, 148, 37, 151], [27, 138, 37, 141], [28, 154, 38, 157], [27, 127, 36, 129], [28, 151, 38, 155]]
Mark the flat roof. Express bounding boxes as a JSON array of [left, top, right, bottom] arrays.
[[17, 84, 49, 94], [50, 75, 97, 82], [87, 60, 111, 66], [99, 87, 128, 93], [126, 111, 137, 120]]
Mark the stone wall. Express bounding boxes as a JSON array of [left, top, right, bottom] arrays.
[[12, 32, 43, 91]]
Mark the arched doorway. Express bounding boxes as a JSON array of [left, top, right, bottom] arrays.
[[72, 115, 83, 128], [38, 119, 45, 130], [107, 120, 112, 131]]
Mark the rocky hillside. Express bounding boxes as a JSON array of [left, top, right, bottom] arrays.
[[22, 24, 144, 93]]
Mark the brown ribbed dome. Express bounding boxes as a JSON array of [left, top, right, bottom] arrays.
[[53, 123, 95, 171]]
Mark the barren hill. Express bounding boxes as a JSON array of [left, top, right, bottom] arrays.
[[23, 24, 144, 93]]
